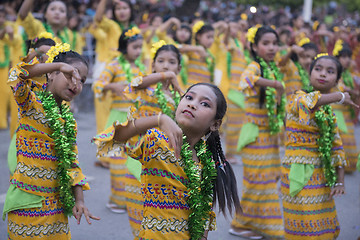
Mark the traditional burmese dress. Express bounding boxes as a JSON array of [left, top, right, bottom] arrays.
[[93, 58, 143, 209], [122, 79, 177, 239], [3, 60, 89, 240], [281, 90, 346, 239], [93, 126, 216, 240], [225, 38, 247, 156], [230, 61, 284, 239], [331, 79, 359, 173]]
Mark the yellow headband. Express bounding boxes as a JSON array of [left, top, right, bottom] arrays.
[[125, 26, 141, 39], [332, 39, 343, 57], [45, 43, 70, 63], [247, 25, 261, 44], [192, 20, 205, 35], [151, 40, 167, 59], [297, 37, 310, 47], [38, 31, 55, 40], [314, 53, 328, 60]]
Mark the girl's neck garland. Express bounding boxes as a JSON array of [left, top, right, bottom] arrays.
[[294, 61, 313, 92], [181, 136, 217, 240], [0, 44, 10, 68], [36, 91, 77, 216], [314, 104, 337, 187], [257, 57, 286, 135], [154, 82, 180, 119], [43, 22, 69, 45], [205, 50, 215, 82], [118, 54, 146, 83]]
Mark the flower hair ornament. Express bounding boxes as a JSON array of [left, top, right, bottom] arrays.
[[332, 39, 343, 57], [315, 53, 329, 60], [150, 40, 167, 59], [45, 43, 70, 63], [241, 13, 248, 21], [297, 37, 310, 47], [192, 20, 205, 35], [124, 26, 141, 40], [247, 25, 261, 44]]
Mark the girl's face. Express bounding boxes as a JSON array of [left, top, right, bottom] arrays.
[[175, 85, 220, 136], [48, 61, 88, 103], [339, 55, 351, 70], [114, 1, 131, 23], [126, 38, 143, 62], [175, 28, 191, 44], [152, 50, 181, 74], [310, 58, 338, 93], [151, 16, 162, 28], [298, 48, 317, 72], [253, 32, 278, 62], [197, 30, 215, 49], [294, 16, 304, 29], [279, 33, 290, 45], [45, 1, 67, 26]]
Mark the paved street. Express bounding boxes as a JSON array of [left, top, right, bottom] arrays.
[[1, 110, 359, 240]]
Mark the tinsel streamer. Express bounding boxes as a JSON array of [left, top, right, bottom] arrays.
[[118, 55, 146, 83], [181, 136, 217, 240], [37, 91, 77, 216], [258, 57, 286, 135], [294, 61, 313, 92], [179, 58, 188, 86], [227, 51, 232, 79], [154, 82, 180, 119], [205, 50, 215, 82], [314, 105, 337, 187]]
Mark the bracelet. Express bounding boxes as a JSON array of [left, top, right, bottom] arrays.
[[132, 119, 136, 128], [337, 92, 345, 104], [160, 72, 166, 81], [157, 112, 162, 127], [334, 182, 344, 187]]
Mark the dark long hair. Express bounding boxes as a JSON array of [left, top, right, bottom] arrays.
[[185, 83, 241, 215], [26, 37, 56, 54], [309, 55, 342, 82], [250, 26, 279, 108], [118, 28, 143, 54], [153, 44, 181, 63]]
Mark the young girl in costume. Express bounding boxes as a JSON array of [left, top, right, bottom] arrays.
[[93, 82, 241, 240], [223, 21, 248, 163], [122, 41, 183, 239], [278, 37, 318, 99], [18, 0, 83, 53], [332, 40, 360, 173], [229, 26, 285, 239], [3, 43, 100, 239], [93, 26, 146, 213], [281, 54, 358, 240]]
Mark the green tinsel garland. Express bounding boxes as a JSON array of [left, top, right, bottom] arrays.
[[0, 44, 10, 68], [342, 70, 356, 119], [257, 57, 286, 135], [314, 104, 337, 187], [72, 30, 77, 51], [43, 22, 69, 44], [205, 50, 215, 82], [181, 136, 217, 240], [179, 57, 188, 86], [154, 82, 180, 119], [243, 49, 252, 64], [37, 91, 77, 216], [118, 54, 146, 83], [294, 61, 313, 92]]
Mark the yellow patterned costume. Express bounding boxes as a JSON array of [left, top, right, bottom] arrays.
[[93, 58, 143, 209], [4, 60, 89, 239], [93, 126, 216, 239], [230, 61, 284, 239], [281, 90, 346, 239], [280, 60, 302, 100]]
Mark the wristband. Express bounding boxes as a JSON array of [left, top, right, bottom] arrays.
[[337, 92, 345, 104], [157, 112, 162, 127]]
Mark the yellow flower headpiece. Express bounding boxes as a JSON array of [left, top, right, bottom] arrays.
[[45, 43, 70, 63], [313, 21, 319, 31], [333, 39, 343, 57], [125, 26, 141, 39], [314, 53, 328, 60], [247, 25, 260, 44], [151, 40, 167, 59], [333, 26, 340, 32], [193, 20, 205, 35], [38, 31, 55, 40], [241, 13, 248, 21], [297, 37, 310, 47]]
